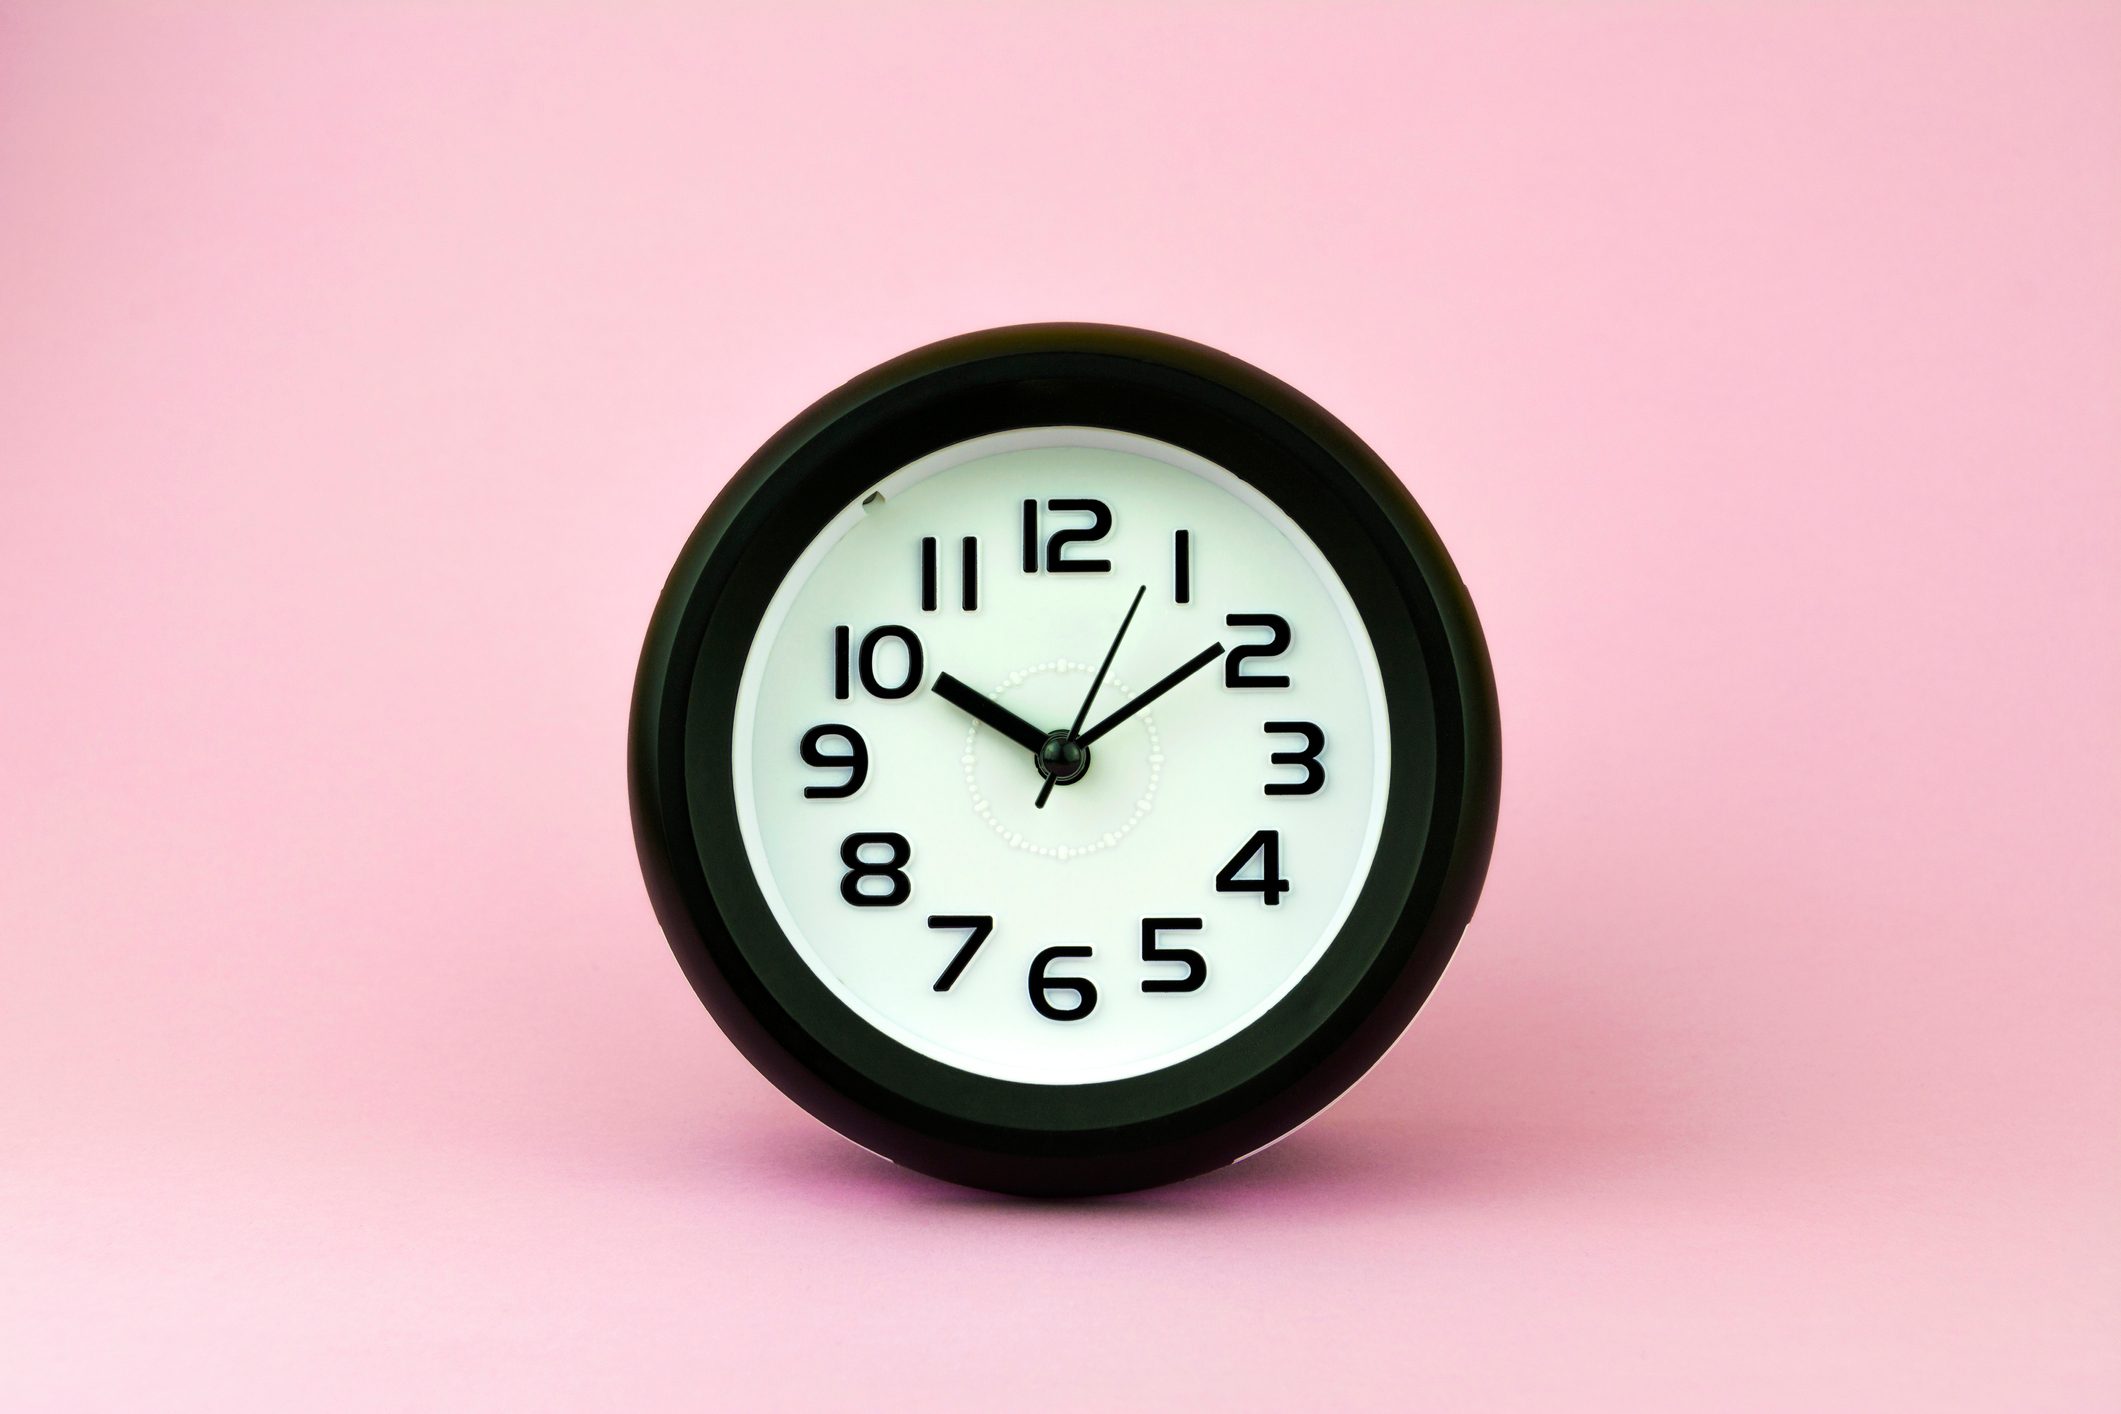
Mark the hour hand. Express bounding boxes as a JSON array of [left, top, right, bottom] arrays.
[[932, 672, 1049, 755]]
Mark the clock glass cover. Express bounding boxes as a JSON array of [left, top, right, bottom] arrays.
[[734, 426, 1389, 1085]]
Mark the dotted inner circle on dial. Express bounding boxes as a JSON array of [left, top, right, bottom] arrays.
[[961, 659, 1161, 861]]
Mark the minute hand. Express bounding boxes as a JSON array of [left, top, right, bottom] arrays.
[[1075, 644, 1226, 747]]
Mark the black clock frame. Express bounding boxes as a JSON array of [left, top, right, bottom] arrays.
[[630, 324, 1500, 1196]]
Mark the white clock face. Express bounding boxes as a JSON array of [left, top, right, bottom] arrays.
[[731, 428, 1390, 1085]]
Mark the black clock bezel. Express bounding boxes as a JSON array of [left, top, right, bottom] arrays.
[[630, 324, 1500, 1196]]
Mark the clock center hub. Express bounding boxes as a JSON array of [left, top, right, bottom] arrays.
[[960, 659, 1163, 860], [1035, 729, 1091, 786]]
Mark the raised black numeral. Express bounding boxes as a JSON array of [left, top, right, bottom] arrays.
[[1173, 530, 1192, 604], [840, 832, 910, 907], [832, 624, 924, 699], [1214, 829, 1288, 905], [1263, 721, 1325, 796], [799, 724, 868, 798], [862, 625, 923, 697], [1140, 917, 1205, 993], [1047, 499, 1112, 572], [920, 537, 979, 612], [926, 914, 992, 991], [1029, 945, 1097, 1020], [1224, 614, 1291, 688], [1020, 498, 1112, 574]]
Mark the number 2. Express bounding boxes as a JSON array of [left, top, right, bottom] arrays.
[[1224, 614, 1290, 688]]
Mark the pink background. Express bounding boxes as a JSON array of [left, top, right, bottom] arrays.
[[3, 3, 2117, 1408]]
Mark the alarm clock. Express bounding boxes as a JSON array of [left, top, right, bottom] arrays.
[[630, 325, 1499, 1195]]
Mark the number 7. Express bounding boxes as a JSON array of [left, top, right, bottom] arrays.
[[926, 915, 994, 992]]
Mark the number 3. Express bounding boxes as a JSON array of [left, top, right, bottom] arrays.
[[1263, 721, 1324, 796]]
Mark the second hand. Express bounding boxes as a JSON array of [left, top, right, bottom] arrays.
[[1035, 584, 1146, 809]]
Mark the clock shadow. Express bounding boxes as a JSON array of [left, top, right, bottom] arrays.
[[765, 1126, 1427, 1215], [739, 973, 1672, 1217]]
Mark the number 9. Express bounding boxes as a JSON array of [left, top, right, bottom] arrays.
[[800, 724, 869, 799]]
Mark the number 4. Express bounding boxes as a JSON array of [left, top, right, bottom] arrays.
[[1214, 829, 1288, 906]]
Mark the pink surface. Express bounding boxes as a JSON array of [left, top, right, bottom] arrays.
[[3, 2, 2117, 1408]]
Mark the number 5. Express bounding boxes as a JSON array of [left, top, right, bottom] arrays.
[[1140, 918, 1205, 993]]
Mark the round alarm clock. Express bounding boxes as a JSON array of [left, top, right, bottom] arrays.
[[630, 325, 1499, 1195]]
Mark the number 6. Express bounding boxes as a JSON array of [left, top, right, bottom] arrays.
[[1029, 946, 1097, 1021]]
